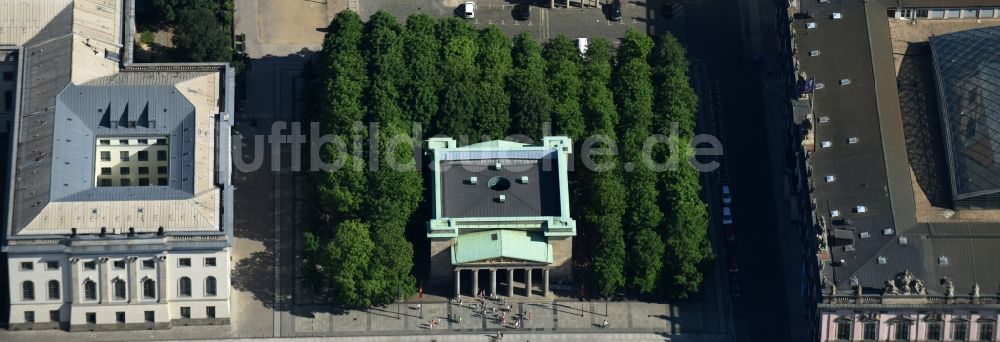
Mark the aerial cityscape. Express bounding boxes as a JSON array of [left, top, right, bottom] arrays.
[[0, 0, 997, 341]]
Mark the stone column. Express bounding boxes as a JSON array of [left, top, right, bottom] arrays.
[[129, 258, 139, 303], [71, 259, 80, 304], [454, 269, 461, 298], [526, 268, 533, 297], [543, 268, 550, 297], [157, 257, 167, 302], [472, 269, 479, 297], [99, 258, 108, 303], [507, 269, 515, 297], [490, 269, 497, 297]]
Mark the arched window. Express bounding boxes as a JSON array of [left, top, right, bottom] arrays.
[[48, 280, 60, 300], [205, 276, 217, 296], [22, 281, 34, 301], [143, 279, 156, 299], [112, 278, 126, 300], [84, 279, 97, 301], [179, 277, 191, 297]]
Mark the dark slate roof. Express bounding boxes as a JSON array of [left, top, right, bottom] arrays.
[[440, 156, 561, 218], [930, 26, 1000, 201]]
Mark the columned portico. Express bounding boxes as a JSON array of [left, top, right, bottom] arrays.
[[454, 266, 551, 298]]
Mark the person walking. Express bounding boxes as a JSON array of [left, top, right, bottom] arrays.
[[603, 319, 609, 328]]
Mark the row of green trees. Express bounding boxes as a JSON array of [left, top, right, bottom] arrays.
[[306, 10, 712, 306]]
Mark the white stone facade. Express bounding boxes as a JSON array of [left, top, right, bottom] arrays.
[[7, 249, 231, 330], [821, 310, 999, 341]]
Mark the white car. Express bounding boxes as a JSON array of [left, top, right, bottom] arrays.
[[577, 38, 589, 55], [832, 12, 843, 19], [464, 2, 475, 19], [806, 22, 817, 29], [721, 185, 732, 205], [722, 207, 733, 225]]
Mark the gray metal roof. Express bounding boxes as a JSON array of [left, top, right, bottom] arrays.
[[931, 26, 1000, 201], [51, 83, 197, 200], [440, 157, 561, 218]]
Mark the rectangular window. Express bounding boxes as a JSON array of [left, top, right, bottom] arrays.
[[101, 167, 112, 175], [981, 322, 996, 341], [954, 321, 968, 340], [929, 9, 945, 18], [863, 321, 878, 340], [837, 321, 852, 340], [961, 8, 977, 18], [120, 179, 130, 186], [120, 151, 130, 161], [138, 151, 148, 161], [206, 306, 216, 319], [157, 166, 168, 174], [86, 312, 96, 324], [119, 139, 129, 145], [83, 261, 96, 270], [116, 312, 125, 323], [24, 311, 34, 323], [113, 260, 125, 269], [180, 307, 190, 319], [142, 259, 155, 269], [158, 177, 168, 186], [917, 9, 929, 18], [946, 8, 961, 18], [3, 90, 11, 111], [179, 258, 191, 267], [20, 262, 33, 271], [895, 321, 910, 340], [926, 322, 942, 340], [156, 139, 167, 145], [138, 167, 149, 175], [981, 8, 996, 18], [144, 311, 154, 323], [49, 310, 59, 322], [205, 257, 216, 267], [139, 178, 149, 186], [46, 261, 59, 270], [138, 139, 148, 144], [99, 139, 110, 145], [99, 179, 112, 187], [157, 150, 167, 161], [100, 151, 111, 161], [120, 167, 130, 175]]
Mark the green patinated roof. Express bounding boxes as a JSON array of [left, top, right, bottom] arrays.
[[452, 229, 552, 264]]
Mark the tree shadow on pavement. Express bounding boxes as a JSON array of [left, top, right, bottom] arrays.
[[232, 249, 276, 309]]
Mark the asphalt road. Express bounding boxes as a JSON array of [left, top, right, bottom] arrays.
[[670, 0, 807, 340]]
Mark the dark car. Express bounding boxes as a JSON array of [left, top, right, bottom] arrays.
[[514, 4, 530, 21], [728, 255, 739, 273], [724, 225, 736, 247], [609, 0, 622, 21]]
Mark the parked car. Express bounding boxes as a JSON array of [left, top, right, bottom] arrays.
[[728, 255, 739, 273], [724, 225, 736, 247], [514, 3, 530, 21], [608, 0, 622, 21], [722, 206, 733, 225], [729, 272, 742, 298], [464, 2, 476, 19], [721, 185, 732, 205]]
